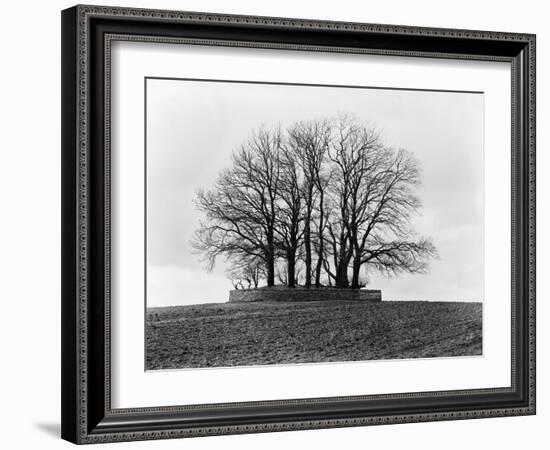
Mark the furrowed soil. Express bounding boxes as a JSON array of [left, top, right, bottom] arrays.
[[145, 300, 482, 370]]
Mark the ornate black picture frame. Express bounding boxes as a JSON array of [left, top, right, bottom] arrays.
[[61, 4, 536, 444]]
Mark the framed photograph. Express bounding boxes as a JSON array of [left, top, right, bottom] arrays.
[[61, 5, 536, 444]]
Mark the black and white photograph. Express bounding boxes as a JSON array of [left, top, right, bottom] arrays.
[[145, 78, 484, 370], [55, 3, 537, 446]]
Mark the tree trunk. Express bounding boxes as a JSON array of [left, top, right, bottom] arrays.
[[314, 243, 323, 287], [314, 191, 325, 287], [266, 254, 275, 287], [304, 217, 312, 288], [287, 250, 296, 288], [335, 261, 349, 288], [304, 185, 314, 288], [333, 230, 350, 288], [351, 257, 361, 289], [266, 229, 275, 287]]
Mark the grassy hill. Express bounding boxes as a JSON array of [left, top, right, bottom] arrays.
[[145, 300, 482, 370]]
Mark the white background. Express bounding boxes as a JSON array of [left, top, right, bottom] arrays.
[[144, 67, 487, 307], [0, 0, 546, 449], [112, 42, 510, 408]]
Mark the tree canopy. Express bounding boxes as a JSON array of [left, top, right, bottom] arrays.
[[192, 115, 437, 289]]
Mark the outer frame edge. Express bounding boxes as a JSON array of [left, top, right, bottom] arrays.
[[61, 5, 81, 445], [65, 4, 536, 444], [83, 406, 535, 444]]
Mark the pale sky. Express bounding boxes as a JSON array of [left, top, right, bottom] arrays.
[[146, 78, 484, 307]]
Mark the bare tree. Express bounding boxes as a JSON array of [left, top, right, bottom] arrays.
[[193, 115, 436, 290], [348, 148, 437, 287], [323, 115, 362, 287], [326, 115, 436, 288], [192, 126, 283, 286], [275, 143, 304, 287], [287, 119, 332, 287], [227, 256, 265, 289]]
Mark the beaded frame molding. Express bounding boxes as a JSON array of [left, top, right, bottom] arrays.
[[61, 4, 536, 444]]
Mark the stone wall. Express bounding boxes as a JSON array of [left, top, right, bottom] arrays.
[[228, 287, 382, 303], [358, 290, 383, 301]]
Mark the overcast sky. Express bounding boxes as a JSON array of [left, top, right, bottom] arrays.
[[146, 78, 484, 307]]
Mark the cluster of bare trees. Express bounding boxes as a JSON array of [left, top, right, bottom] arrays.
[[192, 115, 437, 290]]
